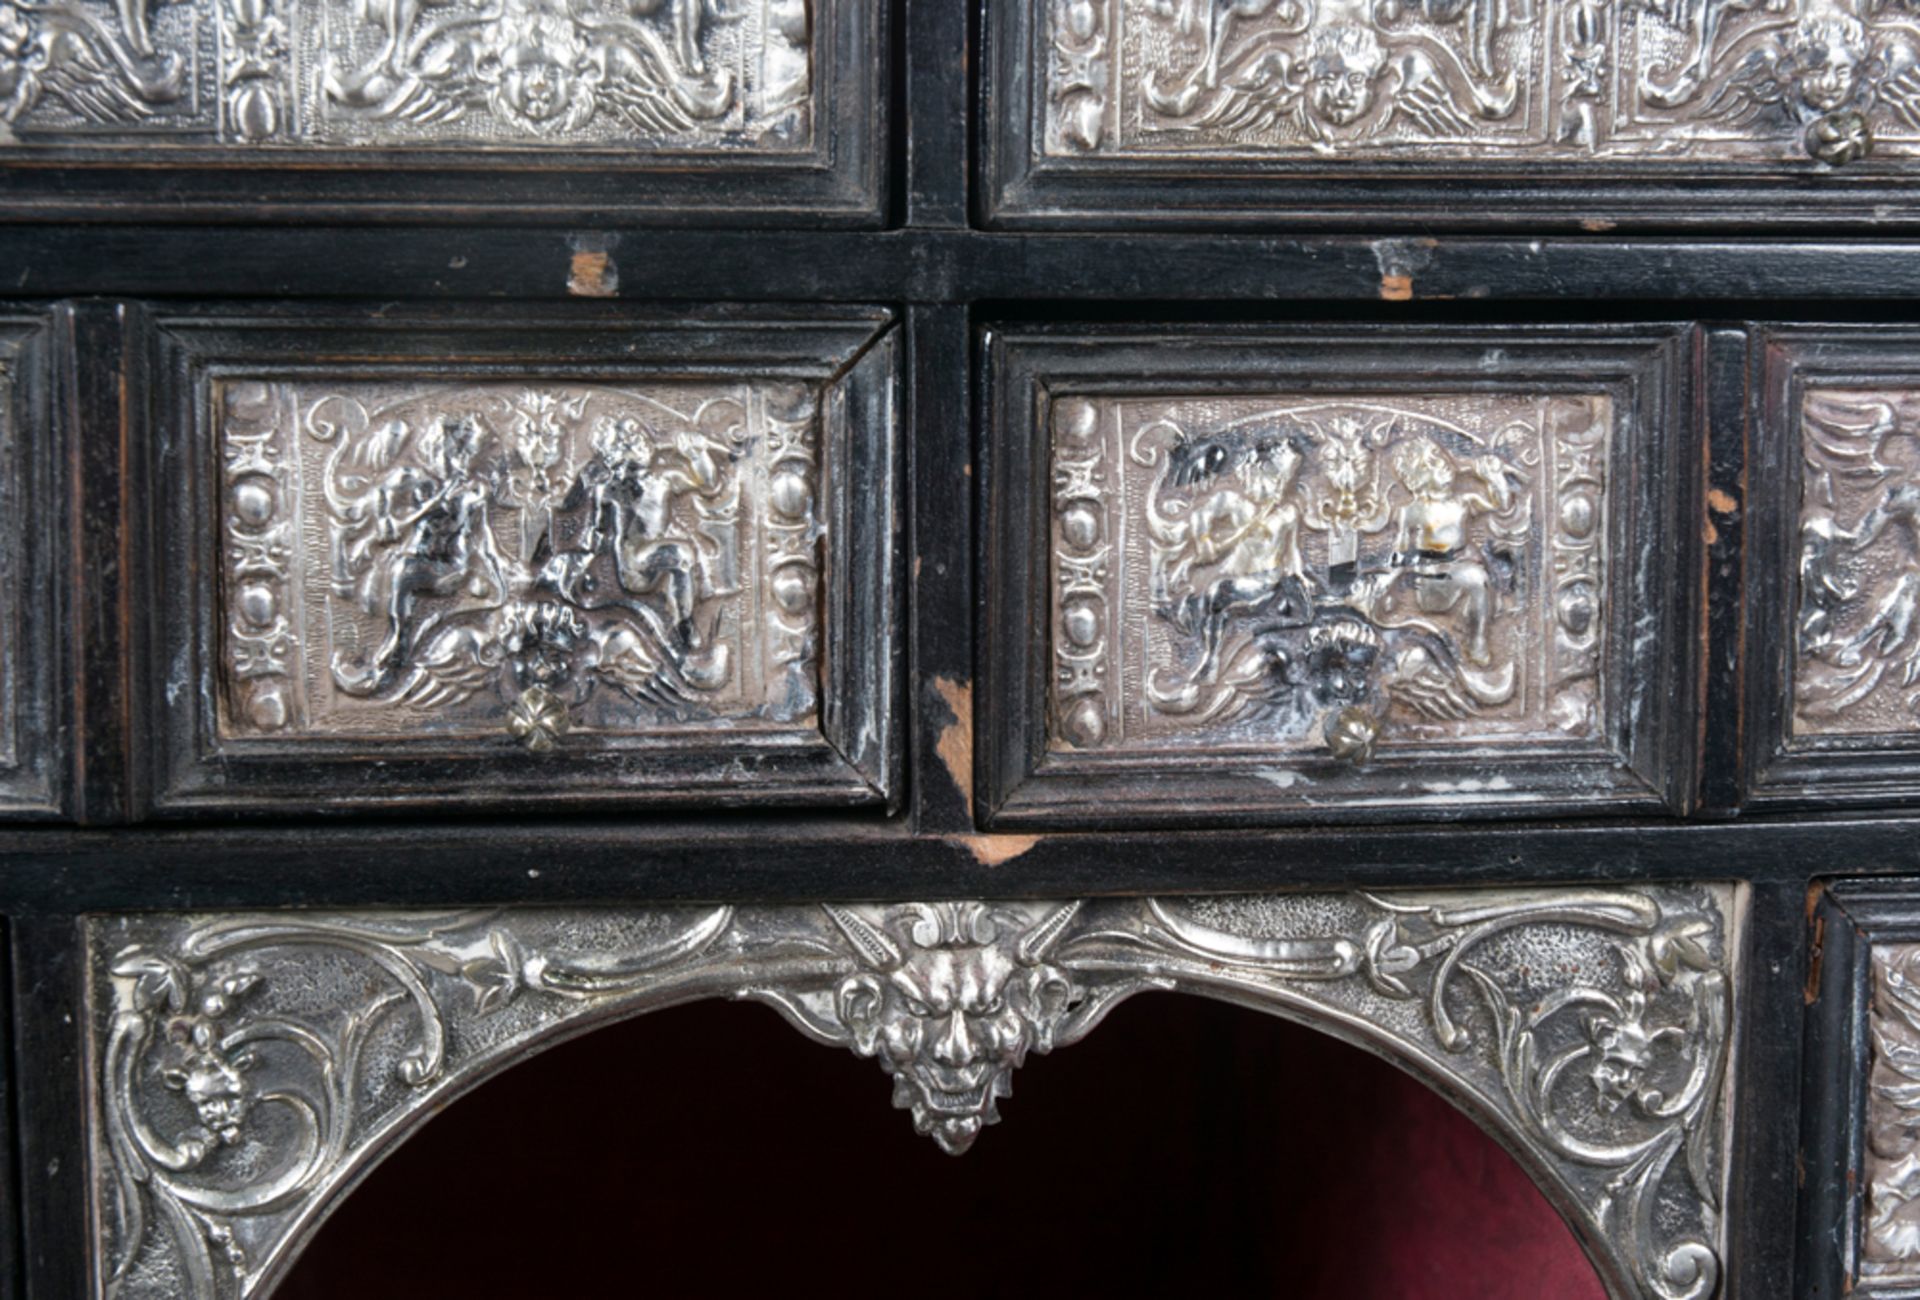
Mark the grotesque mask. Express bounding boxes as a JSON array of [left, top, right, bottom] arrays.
[[161, 1016, 259, 1147], [826, 903, 1083, 1154]]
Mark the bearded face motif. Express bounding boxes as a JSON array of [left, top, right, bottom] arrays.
[[591, 415, 657, 483], [1393, 436, 1457, 499], [828, 903, 1081, 1154]]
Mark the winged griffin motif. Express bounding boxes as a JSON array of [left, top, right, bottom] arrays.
[[323, 0, 737, 137]]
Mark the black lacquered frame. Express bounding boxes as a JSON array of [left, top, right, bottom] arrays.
[[0, 0, 887, 227], [0, 2, 1912, 1297], [980, 322, 1696, 828], [140, 304, 900, 816]]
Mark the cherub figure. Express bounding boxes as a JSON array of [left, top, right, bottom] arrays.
[[1193, 17, 1517, 147], [333, 413, 508, 696], [1696, 0, 1920, 162], [1170, 439, 1313, 683], [1387, 436, 1515, 665], [1788, 9, 1872, 111], [1305, 23, 1387, 124], [548, 414, 724, 644]]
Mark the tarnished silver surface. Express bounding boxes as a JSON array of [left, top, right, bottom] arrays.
[[1042, 0, 1920, 164], [1049, 392, 1612, 762], [91, 886, 1736, 1299], [1864, 944, 1920, 1279], [0, 0, 811, 148], [1796, 388, 1920, 736], [215, 377, 819, 750]]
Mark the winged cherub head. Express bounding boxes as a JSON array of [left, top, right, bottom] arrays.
[[1306, 23, 1386, 125], [1785, 9, 1871, 113], [480, 2, 596, 133]]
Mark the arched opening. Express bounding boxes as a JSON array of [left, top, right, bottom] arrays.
[[274, 993, 1607, 1299]]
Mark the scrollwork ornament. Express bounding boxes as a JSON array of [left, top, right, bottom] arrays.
[[91, 886, 1732, 1298], [1040, 0, 1920, 163], [0, 0, 813, 148], [214, 377, 822, 750], [1054, 393, 1601, 763]]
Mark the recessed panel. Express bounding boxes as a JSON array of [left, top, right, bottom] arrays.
[[990, 0, 1920, 226], [5, 0, 811, 150], [1041, 0, 1912, 164], [215, 376, 822, 750], [1750, 330, 1920, 808], [1048, 391, 1611, 761], [1796, 386, 1920, 739], [0, 0, 881, 221], [0, 314, 60, 818], [984, 325, 1691, 829], [148, 306, 897, 815]]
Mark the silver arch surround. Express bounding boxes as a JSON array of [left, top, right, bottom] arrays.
[[87, 885, 1740, 1300]]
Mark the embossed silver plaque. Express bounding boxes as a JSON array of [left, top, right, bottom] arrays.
[[1048, 392, 1612, 759], [1796, 386, 1920, 739], [984, 326, 1689, 826], [86, 885, 1737, 1299], [1865, 941, 1920, 1284], [216, 377, 821, 748], [1750, 332, 1920, 808], [1038, 0, 1920, 165], [0, 0, 812, 150], [148, 307, 896, 812]]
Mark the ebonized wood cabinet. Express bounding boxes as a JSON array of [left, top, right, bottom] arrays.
[[0, 0, 1916, 1296]]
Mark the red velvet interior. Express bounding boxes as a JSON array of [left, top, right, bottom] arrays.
[[278, 993, 1606, 1298]]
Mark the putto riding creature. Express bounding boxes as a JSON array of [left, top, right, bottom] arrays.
[[1138, 406, 1529, 757], [309, 386, 750, 748]]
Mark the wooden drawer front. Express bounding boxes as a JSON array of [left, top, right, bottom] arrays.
[[0, 311, 60, 817], [1804, 882, 1920, 1297], [983, 324, 1694, 828], [144, 305, 897, 814], [987, 0, 1920, 227], [1750, 329, 1920, 809], [0, 0, 883, 221]]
